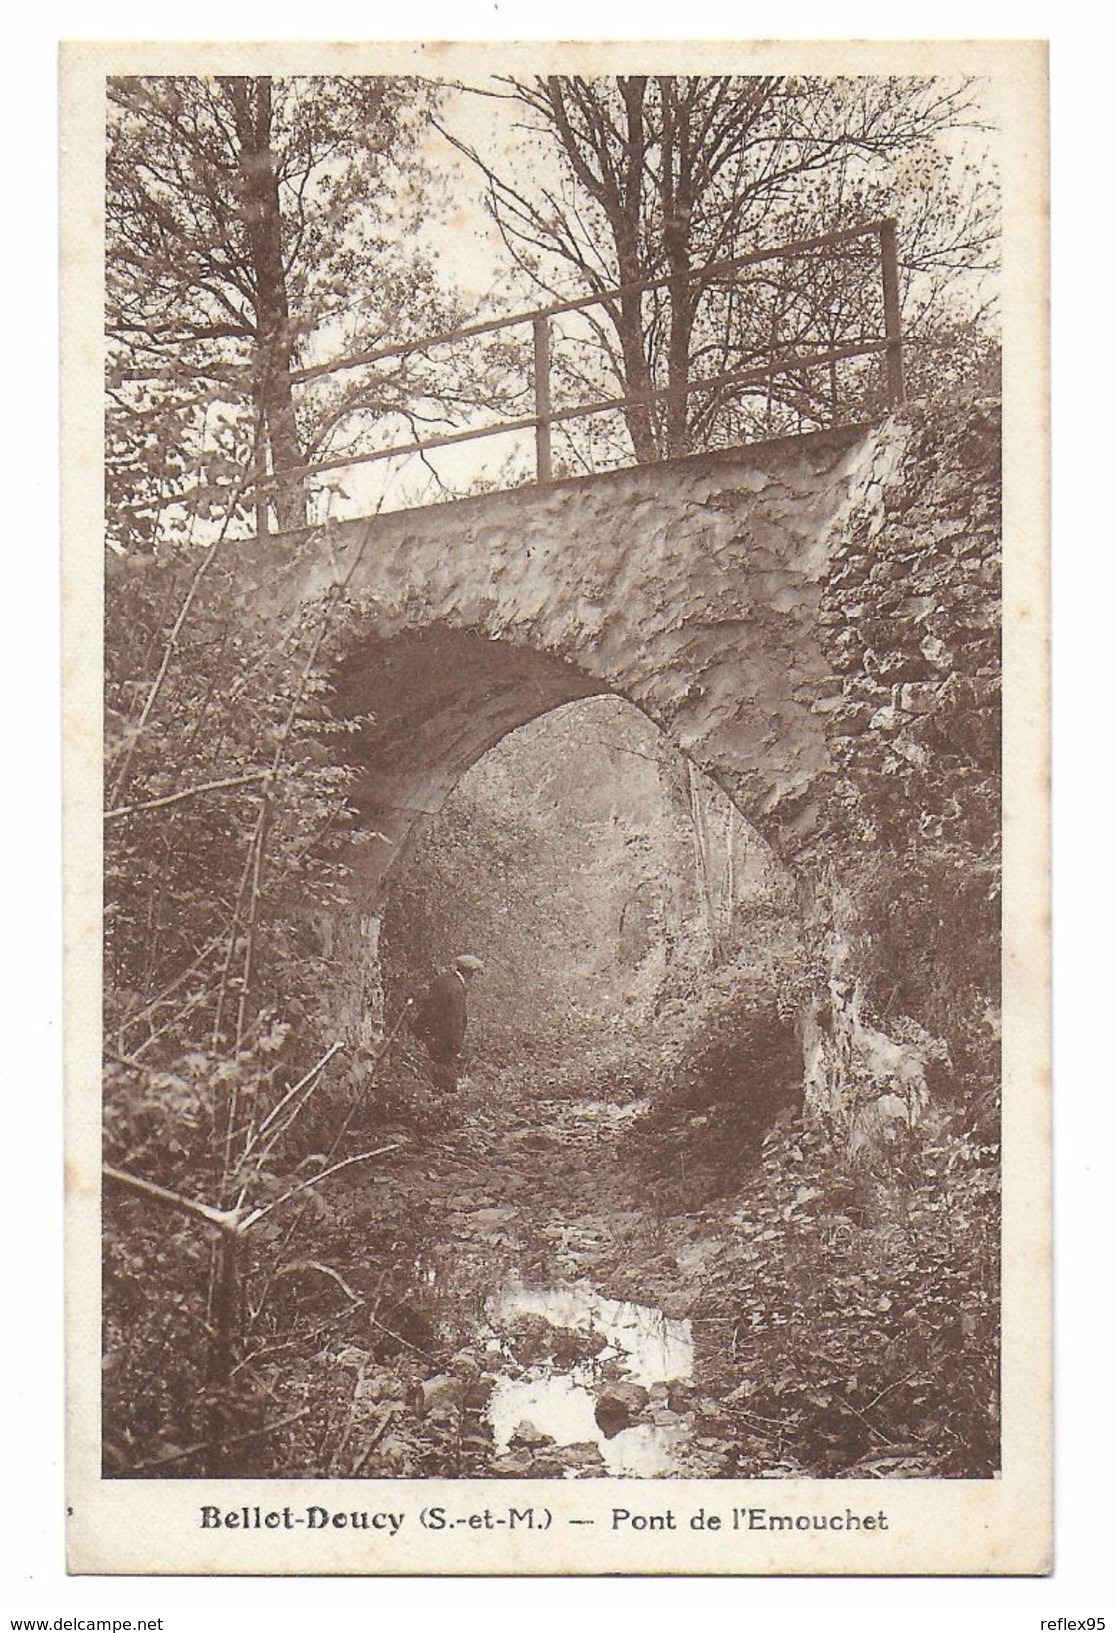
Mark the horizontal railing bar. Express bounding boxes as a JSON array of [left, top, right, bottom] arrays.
[[264, 412, 545, 479], [288, 219, 893, 388], [251, 336, 888, 495], [113, 329, 888, 518], [545, 339, 888, 433]]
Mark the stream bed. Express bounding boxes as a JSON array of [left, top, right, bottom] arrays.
[[334, 1088, 733, 1478], [482, 1281, 695, 1476]]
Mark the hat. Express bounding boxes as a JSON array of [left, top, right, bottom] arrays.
[[454, 954, 485, 974]]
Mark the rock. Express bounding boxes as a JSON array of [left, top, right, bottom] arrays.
[[466, 1206, 518, 1228], [891, 731, 930, 767], [509, 1419, 552, 1449], [354, 1369, 389, 1402], [505, 1315, 561, 1365], [899, 681, 941, 714], [694, 1398, 731, 1433], [448, 1349, 483, 1384], [868, 703, 901, 733], [426, 1403, 460, 1431], [560, 1442, 607, 1468], [334, 1346, 372, 1370], [417, 1373, 463, 1414], [920, 633, 953, 670], [376, 1434, 410, 1470], [530, 1453, 567, 1477], [490, 1448, 535, 1476], [594, 1382, 649, 1437]]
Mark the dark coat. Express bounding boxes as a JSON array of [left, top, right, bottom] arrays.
[[412, 970, 468, 1064]]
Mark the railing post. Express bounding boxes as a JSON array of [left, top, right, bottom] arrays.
[[879, 219, 905, 406], [533, 313, 553, 483]]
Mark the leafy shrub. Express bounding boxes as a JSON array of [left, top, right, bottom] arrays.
[[101, 546, 383, 1473], [698, 1108, 999, 1476]]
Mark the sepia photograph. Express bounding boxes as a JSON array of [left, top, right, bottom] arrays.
[[61, 36, 1049, 1575]]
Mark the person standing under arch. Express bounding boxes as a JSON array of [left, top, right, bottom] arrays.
[[412, 953, 485, 1093]]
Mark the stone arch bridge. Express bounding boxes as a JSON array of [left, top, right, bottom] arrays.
[[229, 399, 999, 1051], [238, 408, 992, 895], [228, 394, 1001, 1119]]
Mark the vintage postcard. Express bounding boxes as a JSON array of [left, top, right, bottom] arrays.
[[62, 37, 1050, 1575]]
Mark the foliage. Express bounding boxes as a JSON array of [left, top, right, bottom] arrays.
[[697, 1108, 1000, 1477], [106, 74, 467, 542], [102, 536, 377, 1470], [816, 400, 1003, 1094], [104, 549, 356, 1077], [624, 938, 809, 1203], [101, 1203, 214, 1475]]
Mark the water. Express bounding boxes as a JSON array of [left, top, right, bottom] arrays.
[[485, 1280, 693, 1476]]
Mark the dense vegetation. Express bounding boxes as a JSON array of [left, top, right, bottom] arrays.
[[100, 71, 1002, 1480]]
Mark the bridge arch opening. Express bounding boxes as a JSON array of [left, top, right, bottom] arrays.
[[328, 622, 805, 1146], [334, 625, 609, 911], [385, 693, 801, 1081]]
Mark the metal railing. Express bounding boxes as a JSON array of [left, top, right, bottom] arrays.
[[115, 219, 904, 534], [273, 216, 902, 504]]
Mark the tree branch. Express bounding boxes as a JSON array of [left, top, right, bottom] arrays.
[[103, 1163, 238, 1234], [104, 769, 272, 822], [240, 1144, 405, 1230]]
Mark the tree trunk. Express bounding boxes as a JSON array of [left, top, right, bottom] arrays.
[[687, 762, 718, 964], [661, 79, 696, 458], [223, 77, 307, 532], [614, 79, 659, 463], [615, 292, 660, 463]]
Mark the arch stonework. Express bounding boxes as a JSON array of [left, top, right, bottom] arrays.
[[230, 399, 1000, 1108], [236, 417, 910, 910]]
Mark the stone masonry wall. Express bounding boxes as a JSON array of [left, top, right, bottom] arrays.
[[817, 398, 1001, 862], [230, 401, 1003, 1130], [800, 399, 1002, 1142]]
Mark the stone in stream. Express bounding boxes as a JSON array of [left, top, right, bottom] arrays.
[[490, 1447, 535, 1476], [651, 1407, 686, 1427], [530, 1452, 568, 1478], [594, 1381, 650, 1438], [560, 1442, 607, 1470], [508, 1419, 552, 1449]]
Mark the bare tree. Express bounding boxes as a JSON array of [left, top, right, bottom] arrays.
[[440, 75, 999, 461]]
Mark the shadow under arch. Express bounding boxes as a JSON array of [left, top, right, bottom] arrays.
[[328, 621, 798, 1049], [337, 624, 636, 909]]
